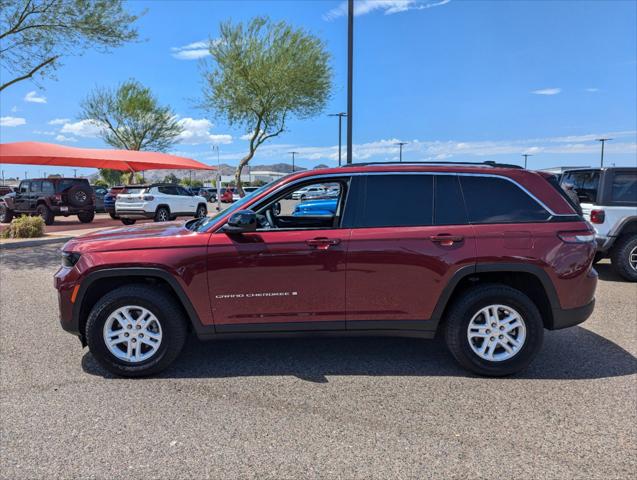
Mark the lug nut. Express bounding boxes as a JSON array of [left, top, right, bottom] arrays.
[[499, 335, 503, 339], [127, 325, 132, 329], [491, 323, 497, 328], [136, 325, 141, 329], [490, 337, 495, 341], [132, 338, 137, 343], [124, 332, 129, 337], [486, 329, 491, 334], [139, 333, 144, 338]]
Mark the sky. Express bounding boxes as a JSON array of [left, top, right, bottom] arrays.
[[1, 0, 636, 180]]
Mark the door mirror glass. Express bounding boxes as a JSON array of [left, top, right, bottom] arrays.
[[224, 209, 257, 233]]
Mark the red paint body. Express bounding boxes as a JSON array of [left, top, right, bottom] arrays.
[[55, 164, 597, 339]]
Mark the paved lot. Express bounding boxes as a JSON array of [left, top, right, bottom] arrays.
[[1, 245, 636, 479]]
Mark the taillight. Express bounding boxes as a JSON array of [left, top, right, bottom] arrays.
[[590, 209, 605, 224], [558, 230, 596, 243], [143, 195, 154, 201]]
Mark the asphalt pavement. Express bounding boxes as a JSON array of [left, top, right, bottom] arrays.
[[1, 245, 635, 479]]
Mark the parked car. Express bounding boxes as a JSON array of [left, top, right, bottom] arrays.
[[198, 187, 217, 202], [0, 177, 95, 225], [91, 185, 108, 213], [292, 198, 338, 216], [0, 185, 16, 197], [560, 167, 637, 281], [103, 186, 126, 219], [115, 183, 208, 225], [220, 188, 234, 203], [291, 185, 326, 200], [55, 162, 596, 378]]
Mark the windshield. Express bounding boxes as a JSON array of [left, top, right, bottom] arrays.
[[187, 178, 284, 232]]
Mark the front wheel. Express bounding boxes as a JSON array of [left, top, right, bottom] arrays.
[[444, 284, 544, 377], [85, 285, 187, 377], [78, 211, 95, 223], [611, 234, 637, 282], [0, 205, 13, 223], [36, 204, 54, 225], [121, 218, 136, 225]]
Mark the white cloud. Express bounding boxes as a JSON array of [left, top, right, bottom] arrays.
[[48, 118, 70, 125], [24, 90, 47, 103], [584, 88, 599, 92], [177, 117, 232, 145], [324, 0, 450, 20], [55, 134, 77, 143], [33, 130, 56, 136], [0, 116, 26, 127], [10, 105, 19, 113], [531, 88, 561, 95], [60, 119, 103, 138], [171, 40, 216, 60]]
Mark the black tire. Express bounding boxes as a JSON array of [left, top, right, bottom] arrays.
[[108, 212, 119, 220], [85, 285, 188, 377], [67, 184, 92, 208], [444, 284, 544, 377], [155, 206, 170, 222], [121, 218, 136, 225], [610, 234, 637, 282], [592, 252, 604, 265], [77, 211, 95, 223], [36, 204, 54, 225], [0, 205, 13, 223], [195, 204, 207, 218], [300, 194, 307, 200]]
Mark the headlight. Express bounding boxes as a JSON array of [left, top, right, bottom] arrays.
[[61, 251, 81, 267]]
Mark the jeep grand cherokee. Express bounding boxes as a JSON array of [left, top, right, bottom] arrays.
[[54, 162, 597, 377]]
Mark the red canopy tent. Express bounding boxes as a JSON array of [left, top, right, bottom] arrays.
[[0, 142, 215, 172]]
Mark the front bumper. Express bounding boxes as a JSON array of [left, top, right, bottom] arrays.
[[54, 266, 83, 343], [549, 298, 595, 330]]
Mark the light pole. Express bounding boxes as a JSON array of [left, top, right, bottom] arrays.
[[522, 153, 532, 169], [395, 142, 407, 162], [329, 112, 347, 166], [346, 0, 354, 165], [596, 138, 612, 167], [289, 151, 299, 172], [73, 168, 77, 178]]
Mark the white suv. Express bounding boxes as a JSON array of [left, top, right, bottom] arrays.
[[115, 184, 208, 225]]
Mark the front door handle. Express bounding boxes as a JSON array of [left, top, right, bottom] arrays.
[[430, 234, 464, 247], [306, 237, 341, 250]]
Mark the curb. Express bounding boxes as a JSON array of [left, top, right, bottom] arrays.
[[0, 235, 72, 250]]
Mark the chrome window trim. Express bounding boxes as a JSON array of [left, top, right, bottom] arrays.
[[211, 170, 565, 232]]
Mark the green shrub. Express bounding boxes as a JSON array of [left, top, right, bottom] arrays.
[[1, 215, 45, 239]]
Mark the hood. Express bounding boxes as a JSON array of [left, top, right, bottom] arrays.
[[63, 220, 209, 253]]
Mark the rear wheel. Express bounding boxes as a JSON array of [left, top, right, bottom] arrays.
[[444, 284, 544, 376], [0, 205, 13, 223], [85, 285, 187, 377], [78, 211, 95, 223], [155, 207, 170, 222], [121, 218, 136, 225], [36, 204, 54, 225], [611, 234, 637, 282]]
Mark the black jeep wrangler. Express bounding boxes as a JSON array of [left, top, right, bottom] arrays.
[[0, 178, 95, 225]]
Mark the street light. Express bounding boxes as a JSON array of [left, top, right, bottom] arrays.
[[596, 138, 612, 167], [395, 142, 407, 162], [346, 0, 354, 165], [328, 112, 347, 166], [522, 153, 532, 169], [289, 151, 299, 172]]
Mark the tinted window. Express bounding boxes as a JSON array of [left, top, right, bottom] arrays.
[[30, 181, 42, 192], [42, 181, 55, 194], [460, 176, 550, 223], [177, 186, 191, 196], [56, 179, 88, 192], [158, 186, 178, 195], [435, 175, 467, 225], [353, 175, 433, 228], [611, 173, 637, 203], [19, 181, 29, 193], [561, 170, 600, 203]]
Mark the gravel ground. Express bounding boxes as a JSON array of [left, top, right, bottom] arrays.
[[1, 245, 636, 479]]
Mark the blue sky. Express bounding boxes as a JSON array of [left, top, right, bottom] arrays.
[[1, 0, 636, 179]]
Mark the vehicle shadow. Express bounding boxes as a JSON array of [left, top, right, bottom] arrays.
[[82, 325, 637, 382], [594, 261, 627, 283]]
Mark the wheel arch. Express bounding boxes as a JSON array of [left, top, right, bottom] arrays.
[[431, 263, 559, 331], [73, 267, 206, 345], [155, 204, 171, 213]]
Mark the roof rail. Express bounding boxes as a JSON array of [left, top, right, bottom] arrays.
[[340, 161, 523, 169]]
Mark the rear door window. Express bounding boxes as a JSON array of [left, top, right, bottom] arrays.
[[434, 175, 467, 225], [42, 181, 55, 194], [611, 173, 637, 204], [459, 176, 550, 223], [350, 174, 433, 228], [30, 181, 42, 192]]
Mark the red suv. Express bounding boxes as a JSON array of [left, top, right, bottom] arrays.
[[55, 163, 597, 377]]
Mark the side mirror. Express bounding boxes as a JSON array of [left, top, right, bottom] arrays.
[[224, 209, 257, 233], [273, 201, 281, 216]]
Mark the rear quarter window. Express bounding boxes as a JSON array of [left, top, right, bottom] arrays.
[[459, 176, 550, 224], [611, 173, 637, 204]]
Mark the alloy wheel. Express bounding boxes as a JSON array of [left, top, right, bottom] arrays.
[[103, 306, 163, 363], [629, 246, 637, 272], [467, 304, 526, 362]]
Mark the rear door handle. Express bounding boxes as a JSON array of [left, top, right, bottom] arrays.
[[430, 234, 464, 246], [306, 237, 341, 250]]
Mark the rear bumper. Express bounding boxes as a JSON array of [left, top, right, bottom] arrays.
[[116, 209, 155, 219], [549, 298, 595, 330], [50, 205, 93, 215]]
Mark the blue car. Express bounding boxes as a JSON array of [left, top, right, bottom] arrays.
[[292, 198, 338, 216]]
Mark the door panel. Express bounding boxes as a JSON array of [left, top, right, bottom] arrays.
[[346, 225, 476, 327], [207, 229, 350, 331]]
